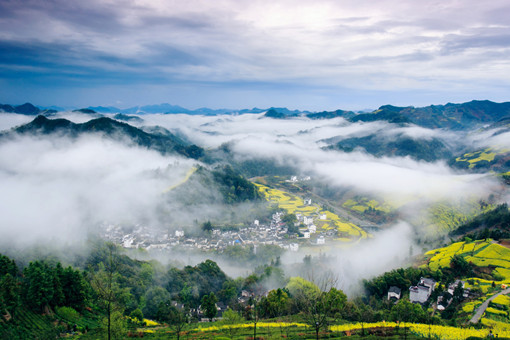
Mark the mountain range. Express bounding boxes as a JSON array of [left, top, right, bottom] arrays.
[[2, 100, 510, 130]]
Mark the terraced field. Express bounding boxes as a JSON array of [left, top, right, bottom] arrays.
[[424, 240, 510, 279], [255, 183, 368, 242], [424, 240, 510, 297], [424, 240, 510, 327], [455, 147, 510, 169], [342, 197, 393, 213]]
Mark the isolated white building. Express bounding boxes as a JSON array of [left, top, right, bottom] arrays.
[[175, 230, 184, 237], [316, 235, 325, 245], [387, 286, 402, 300]]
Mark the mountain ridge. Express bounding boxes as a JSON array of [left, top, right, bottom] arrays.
[[2, 99, 510, 129], [2, 115, 204, 159]]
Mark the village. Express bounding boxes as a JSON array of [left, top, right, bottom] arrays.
[[101, 207, 336, 255], [387, 277, 472, 312]]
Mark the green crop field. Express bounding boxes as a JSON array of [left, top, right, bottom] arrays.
[[456, 147, 510, 169]]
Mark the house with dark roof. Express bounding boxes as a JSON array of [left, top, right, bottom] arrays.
[[387, 286, 402, 301], [409, 277, 436, 304]]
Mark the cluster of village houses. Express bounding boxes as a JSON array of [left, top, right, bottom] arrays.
[[169, 289, 268, 322], [102, 200, 334, 254], [387, 277, 470, 310]]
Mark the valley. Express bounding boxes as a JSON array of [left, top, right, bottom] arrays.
[[2, 100, 510, 339]]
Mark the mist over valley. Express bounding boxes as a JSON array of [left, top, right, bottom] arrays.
[[1, 101, 508, 288]]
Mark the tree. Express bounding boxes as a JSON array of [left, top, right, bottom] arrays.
[[23, 261, 61, 313], [287, 274, 345, 340], [390, 299, 427, 323], [286, 277, 320, 301], [264, 288, 289, 318], [99, 310, 127, 340], [219, 279, 242, 306], [130, 308, 144, 324], [201, 221, 213, 233], [59, 265, 87, 311], [143, 286, 171, 320], [201, 292, 218, 321], [222, 308, 244, 339], [0, 273, 19, 317], [451, 255, 473, 277], [247, 295, 261, 340], [157, 302, 188, 340], [90, 243, 130, 340], [0, 254, 17, 277]]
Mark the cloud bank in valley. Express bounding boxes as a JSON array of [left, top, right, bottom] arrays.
[[140, 112, 498, 203], [0, 133, 197, 248], [0, 112, 504, 291]]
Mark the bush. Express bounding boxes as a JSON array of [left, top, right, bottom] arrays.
[[130, 308, 144, 323], [56, 306, 80, 323]]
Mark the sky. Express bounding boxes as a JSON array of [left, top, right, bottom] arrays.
[[1, 0, 510, 110]]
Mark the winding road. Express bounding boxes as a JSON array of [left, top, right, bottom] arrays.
[[469, 288, 510, 324]]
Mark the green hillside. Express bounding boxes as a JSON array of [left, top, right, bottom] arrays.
[[4, 115, 204, 159]]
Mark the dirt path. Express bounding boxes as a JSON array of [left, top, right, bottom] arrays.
[[469, 288, 510, 324]]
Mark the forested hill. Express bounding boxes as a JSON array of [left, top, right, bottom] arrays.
[[325, 133, 452, 162], [358, 100, 510, 130], [3, 115, 204, 159], [168, 165, 262, 205]]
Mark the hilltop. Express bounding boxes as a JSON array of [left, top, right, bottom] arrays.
[[1, 115, 204, 159]]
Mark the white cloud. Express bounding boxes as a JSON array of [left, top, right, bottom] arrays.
[[2, 0, 510, 109], [0, 134, 196, 247]]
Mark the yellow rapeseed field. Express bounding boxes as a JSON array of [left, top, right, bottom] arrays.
[[255, 183, 368, 241]]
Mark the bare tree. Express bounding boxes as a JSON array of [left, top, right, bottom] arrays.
[[297, 270, 346, 340]]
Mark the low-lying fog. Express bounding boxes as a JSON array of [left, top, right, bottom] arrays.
[[0, 111, 506, 294]]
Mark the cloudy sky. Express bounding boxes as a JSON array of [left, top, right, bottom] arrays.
[[1, 0, 509, 110]]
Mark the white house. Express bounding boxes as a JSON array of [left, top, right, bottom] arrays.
[[447, 280, 465, 295], [437, 293, 453, 311], [175, 230, 184, 237], [303, 231, 311, 239], [409, 277, 436, 304], [309, 224, 317, 233], [254, 220, 259, 226], [316, 235, 325, 245], [319, 213, 327, 220], [387, 286, 401, 300], [304, 198, 312, 205], [303, 216, 314, 226]]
